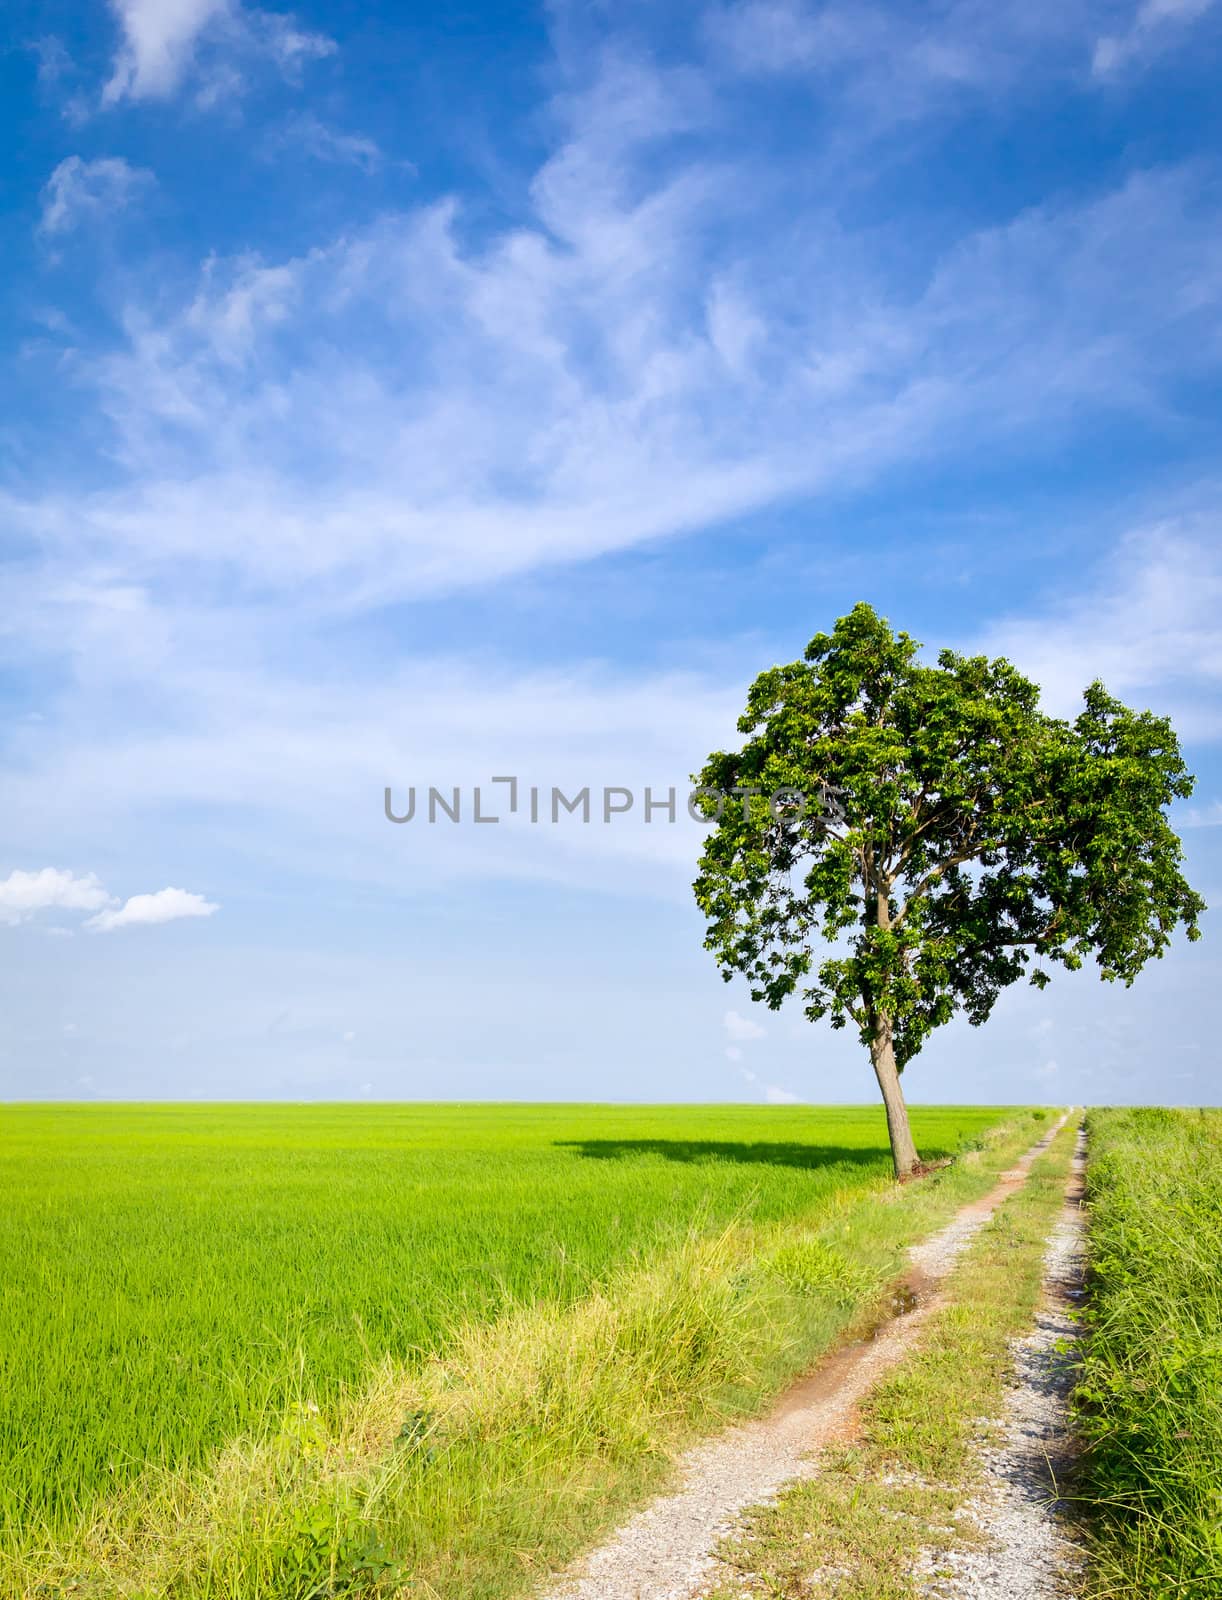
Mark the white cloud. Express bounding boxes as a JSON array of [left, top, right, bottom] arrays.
[[0, 869, 219, 933], [972, 528, 1222, 740], [102, 0, 334, 105], [725, 1044, 743, 1062], [765, 1083, 801, 1103], [724, 1007, 767, 1042], [103, 0, 230, 101], [38, 155, 152, 237], [0, 868, 111, 925], [87, 886, 219, 932], [1093, 0, 1217, 77]]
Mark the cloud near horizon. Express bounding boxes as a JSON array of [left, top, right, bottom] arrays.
[[0, 868, 111, 925], [0, 870, 218, 933], [724, 1008, 767, 1042]]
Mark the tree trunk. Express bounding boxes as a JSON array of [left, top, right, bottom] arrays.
[[869, 1013, 920, 1178]]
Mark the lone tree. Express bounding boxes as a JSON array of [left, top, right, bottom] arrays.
[[693, 603, 1204, 1177]]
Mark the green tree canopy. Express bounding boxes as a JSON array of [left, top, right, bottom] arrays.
[[693, 602, 1204, 1176]]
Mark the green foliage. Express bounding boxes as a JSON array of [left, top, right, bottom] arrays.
[[761, 1235, 876, 1307], [393, 1408, 439, 1464], [694, 602, 1203, 1069], [1075, 1108, 1222, 1595], [267, 1504, 402, 1600]]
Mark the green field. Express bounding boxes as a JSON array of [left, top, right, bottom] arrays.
[[1075, 1107, 1222, 1596], [1, 1101, 1026, 1595]]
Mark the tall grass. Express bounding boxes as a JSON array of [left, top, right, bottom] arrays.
[[1075, 1107, 1222, 1596]]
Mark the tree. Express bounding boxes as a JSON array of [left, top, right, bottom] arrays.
[[692, 603, 1205, 1177]]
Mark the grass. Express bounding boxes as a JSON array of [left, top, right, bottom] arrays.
[[0, 1102, 1044, 1598], [703, 1115, 1081, 1600], [1073, 1107, 1222, 1597]]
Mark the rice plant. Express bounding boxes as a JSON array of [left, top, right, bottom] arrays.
[[0, 1101, 1029, 1595]]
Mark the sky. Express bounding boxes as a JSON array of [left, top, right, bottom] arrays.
[[1, 0, 1220, 1107]]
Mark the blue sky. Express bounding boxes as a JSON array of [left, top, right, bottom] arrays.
[[1, 0, 1220, 1106]]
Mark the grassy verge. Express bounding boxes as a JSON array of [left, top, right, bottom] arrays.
[[1073, 1107, 1222, 1597], [13, 1109, 1053, 1600], [703, 1116, 1080, 1600]]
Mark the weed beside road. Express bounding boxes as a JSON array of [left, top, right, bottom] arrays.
[[1075, 1107, 1222, 1596]]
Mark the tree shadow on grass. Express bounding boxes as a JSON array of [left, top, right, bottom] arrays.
[[554, 1139, 893, 1172]]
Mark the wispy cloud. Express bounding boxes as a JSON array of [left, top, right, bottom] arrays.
[[1093, 0, 1218, 77], [972, 527, 1222, 740], [707, 0, 993, 90], [29, 34, 74, 91], [15, 91, 1222, 613], [267, 112, 383, 173], [38, 156, 153, 237], [704, 0, 1099, 124]]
